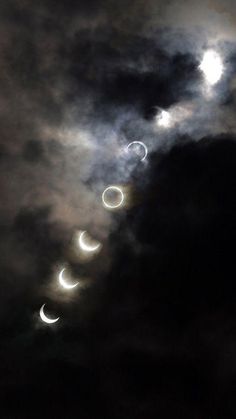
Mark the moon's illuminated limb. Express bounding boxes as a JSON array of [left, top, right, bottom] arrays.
[[79, 231, 102, 253], [126, 141, 148, 161], [58, 268, 79, 289], [102, 185, 124, 209], [199, 50, 223, 85], [156, 110, 171, 128], [39, 304, 59, 324]]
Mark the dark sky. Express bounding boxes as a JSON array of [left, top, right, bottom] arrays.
[[1, 0, 236, 418]]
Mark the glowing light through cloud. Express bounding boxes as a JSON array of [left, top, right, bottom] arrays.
[[102, 185, 125, 209], [78, 231, 102, 253], [39, 304, 59, 324], [58, 268, 79, 290], [126, 141, 148, 161], [199, 50, 224, 85], [156, 110, 171, 128]]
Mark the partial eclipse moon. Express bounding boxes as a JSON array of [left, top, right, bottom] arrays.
[[79, 231, 102, 253], [58, 268, 79, 290], [126, 141, 148, 161], [39, 304, 59, 324]]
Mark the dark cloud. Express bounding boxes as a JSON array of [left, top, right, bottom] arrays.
[[100, 50, 199, 118], [89, 136, 236, 419], [1, 137, 236, 418], [22, 139, 46, 163]]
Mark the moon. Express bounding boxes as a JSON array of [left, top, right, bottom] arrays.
[[156, 110, 171, 128], [79, 231, 101, 253], [102, 185, 124, 209], [58, 268, 79, 289], [126, 141, 148, 161], [199, 50, 223, 85], [39, 304, 59, 324]]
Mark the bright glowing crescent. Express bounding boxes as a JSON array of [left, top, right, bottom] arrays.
[[79, 231, 101, 253], [39, 304, 59, 324], [59, 268, 79, 289], [102, 186, 124, 209], [126, 141, 148, 161]]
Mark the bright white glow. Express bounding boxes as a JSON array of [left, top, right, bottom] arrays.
[[126, 141, 148, 161], [39, 304, 59, 324], [156, 110, 171, 128], [102, 186, 124, 209], [58, 268, 79, 289], [199, 50, 223, 85], [79, 231, 102, 253]]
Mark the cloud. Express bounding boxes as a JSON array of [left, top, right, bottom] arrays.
[[0, 0, 234, 236], [88, 136, 236, 418], [2, 136, 235, 417], [1, 2, 236, 416]]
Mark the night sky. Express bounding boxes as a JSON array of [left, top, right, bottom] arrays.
[[1, 1, 236, 418]]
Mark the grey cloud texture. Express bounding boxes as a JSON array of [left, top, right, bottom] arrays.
[[0, 0, 236, 282]]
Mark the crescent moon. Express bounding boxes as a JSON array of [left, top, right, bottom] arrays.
[[39, 304, 59, 324], [58, 268, 79, 290], [102, 185, 124, 209], [126, 141, 148, 161], [79, 231, 101, 253]]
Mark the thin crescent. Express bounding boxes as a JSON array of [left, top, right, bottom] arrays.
[[102, 186, 124, 209], [79, 231, 101, 253], [127, 141, 148, 161], [39, 304, 59, 324], [59, 268, 79, 290]]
